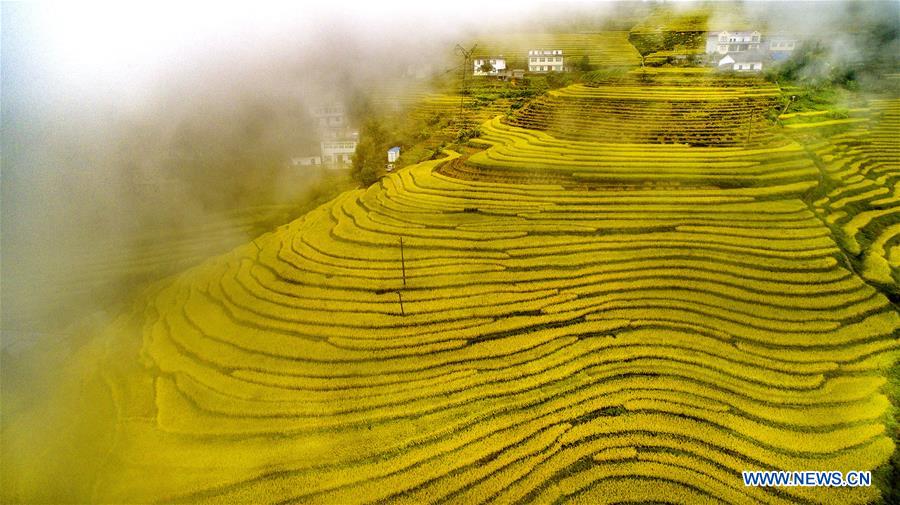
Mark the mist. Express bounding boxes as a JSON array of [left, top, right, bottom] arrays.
[[1, 0, 895, 403], [1, 0, 895, 397], [1, 0, 898, 502], [0, 4, 526, 497], [2, 1, 647, 338], [0, 3, 481, 338]]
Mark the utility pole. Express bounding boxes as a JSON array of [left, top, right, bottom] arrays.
[[454, 44, 477, 129], [746, 111, 754, 145], [399, 236, 407, 288], [396, 236, 407, 317], [396, 291, 405, 316]]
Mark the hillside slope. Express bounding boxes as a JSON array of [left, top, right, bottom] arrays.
[[4, 73, 900, 504], [73, 77, 900, 504]]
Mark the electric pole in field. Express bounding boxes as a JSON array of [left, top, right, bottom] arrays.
[[746, 111, 754, 145], [399, 236, 407, 288], [396, 291, 405, 316], [455, 44, 477, 129], [396, 235, 407, 316]]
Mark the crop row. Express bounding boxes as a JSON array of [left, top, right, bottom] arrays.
[[809, 99, 900, 290], [506, 83, 778, 146], [93, 91, 899, 503], [464, 118, 814, 187]]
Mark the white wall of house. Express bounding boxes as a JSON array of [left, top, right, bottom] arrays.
[[733, 62, 763, 71], [706, 31, 762, 54], [768, 38, 797, 51], [312, 103, 346, 129], [473, 58, 507, 76], [718, 54, 763, 72], [321, 140, 357, 168], [528, 49, 564, 72]]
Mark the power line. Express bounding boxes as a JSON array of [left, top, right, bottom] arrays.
[[454, 43, 478, 129]]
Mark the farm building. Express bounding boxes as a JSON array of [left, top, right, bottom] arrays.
[[717, 50, 766, 72], [498, 68, 525, 80], [387, 146, 401, 163], [311, 102, 346, 129], [705, 30, 762, 55], [528, 49, 564, 72], [386, 146, 401, 172], [321, 139, 357, 168], [767, 36, 798, 60], [473, 57, 507, 76]]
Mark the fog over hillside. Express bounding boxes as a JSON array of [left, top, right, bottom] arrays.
[[4, 0, 895, 337], [1, 1, 898, 503], [3, 2, 647, 331], [2, 3, 461, 336]]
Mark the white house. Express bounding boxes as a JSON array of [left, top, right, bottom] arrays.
[[386, 146, 401, 172], [717, 54, 736, 68], [528, 49, 564, 72], [502, 69, 526, 80], [706, 31, 762, 55], [321, 139, 357, 168], [768, 38, 797, 51], [311, 102, 346, 129], [473, 57, 507, 76], [718, 50, 765, 72], [767, 36, 798, 61]]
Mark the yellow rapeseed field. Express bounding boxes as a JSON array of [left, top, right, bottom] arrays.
[[70, 78, 900, 504]]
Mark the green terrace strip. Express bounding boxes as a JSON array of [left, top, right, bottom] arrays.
[[90, 75, 900, 505], [807, 98, 900, 292], [451, 117, 815, 187], [504, 78, 780, 146]]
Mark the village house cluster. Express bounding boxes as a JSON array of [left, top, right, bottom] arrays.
[[292, 32, 801, 170], [292, 100, 399, 172], [291, 101, 363, 170], [472, 56, 524, 79], [291, 101, 357, 169], [472, 49, 567, 79], [706, 30, 798, 72], [468, 31, 801, 80]]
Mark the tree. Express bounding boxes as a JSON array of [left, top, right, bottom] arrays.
[[351, 119, 390, 186], [479, 61, 494, 74], [575, 55, 592, 72]]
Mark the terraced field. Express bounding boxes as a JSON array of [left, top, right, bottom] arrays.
[[507, 72, 779, 146], [471, 32, 641, 68], [406, 93, 515, 144], [443, 117, 814, 189], [805, 99, 900, 293], [1, 203, 311, 335], [89, 78, 899, 504]]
